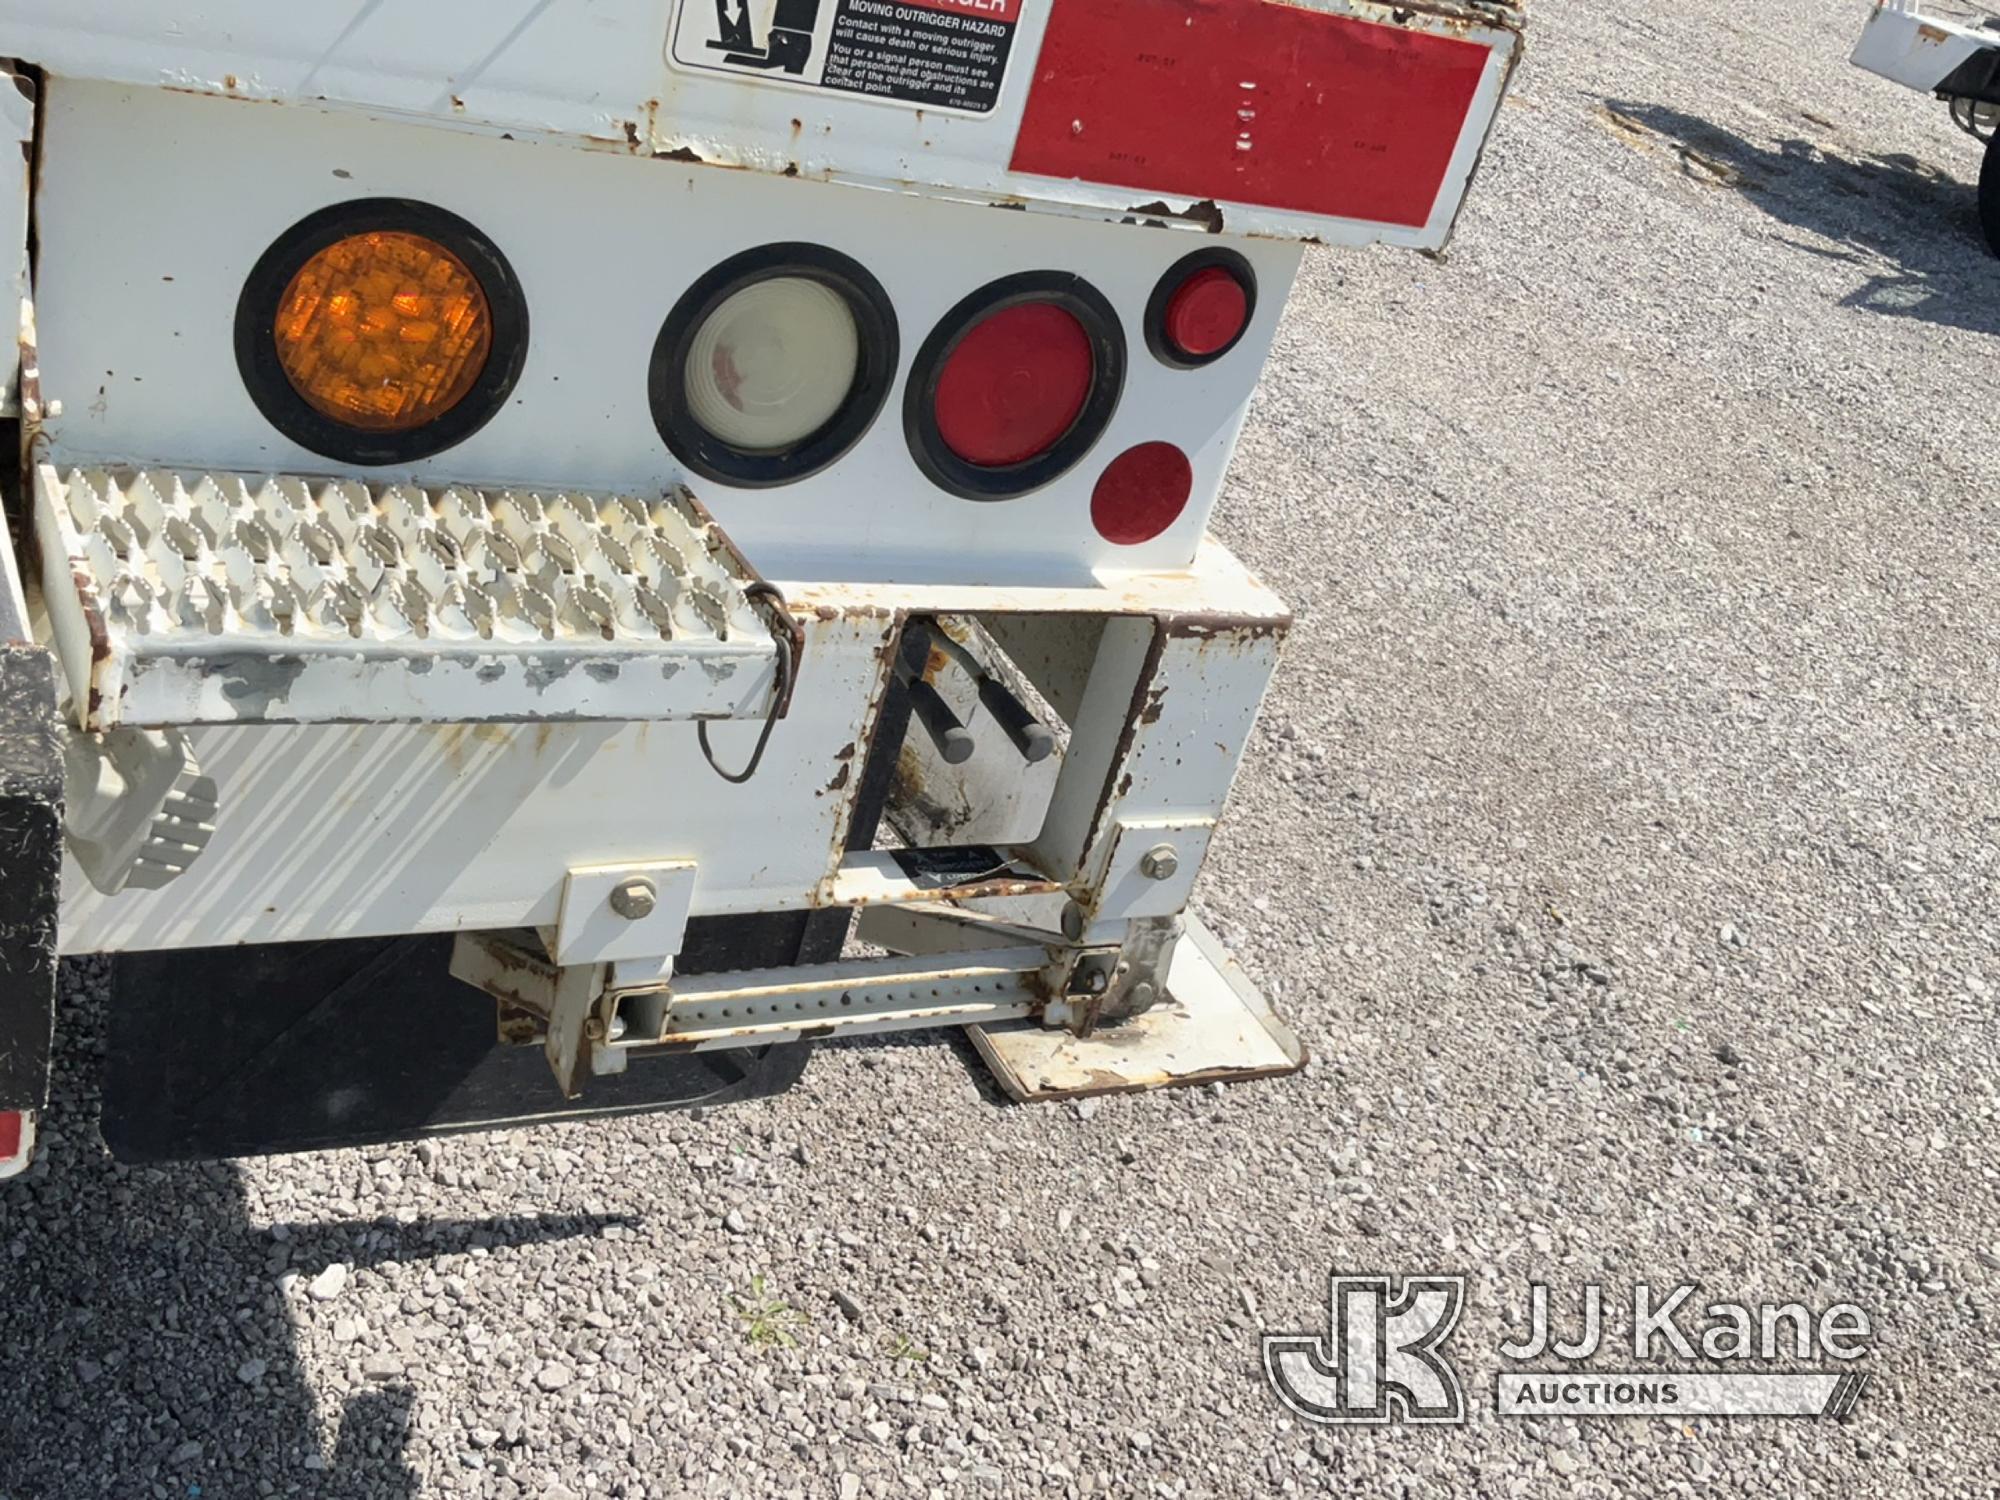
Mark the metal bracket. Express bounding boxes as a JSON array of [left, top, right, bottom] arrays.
[[555, 860, 695, 966], [449, 929, 611, 1100]]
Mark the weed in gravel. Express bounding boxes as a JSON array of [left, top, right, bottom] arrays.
[[732, 1275, 803, 1350]]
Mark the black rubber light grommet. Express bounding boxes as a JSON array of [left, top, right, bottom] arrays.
[[648, 242, 900, 490], [903, 270, 1127, 502], [1143, 246, 1258, 370], [234, 197, 529, 467]]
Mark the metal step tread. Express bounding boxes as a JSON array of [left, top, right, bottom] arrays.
[[34, 464, 781, 728]]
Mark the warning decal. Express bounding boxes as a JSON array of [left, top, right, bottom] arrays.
[[668, 0, 1022, 117]]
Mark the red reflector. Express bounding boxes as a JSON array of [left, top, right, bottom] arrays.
[[0, 1111, 22, 1164], [1165, 267, 1249, 359], [934, 303, 1094, 467], [1092, 442, 1193, 545], [1010, 0, 1490, 228]]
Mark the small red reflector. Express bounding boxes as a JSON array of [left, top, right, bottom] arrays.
[[1092, 442, 1193, 545], [1165, 267, 1249, 359], [0, 1111, 22, 1165], [934, 303, 1094, 467]]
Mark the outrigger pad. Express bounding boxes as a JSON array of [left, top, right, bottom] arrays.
[[99, 911, 844, 1163], [967, 916, 1305, 1101]]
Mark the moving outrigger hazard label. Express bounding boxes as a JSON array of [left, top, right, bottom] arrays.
[[669, 0, 1021, 116]]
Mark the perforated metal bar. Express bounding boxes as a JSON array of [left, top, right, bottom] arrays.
[[34, 465, 782, 728]]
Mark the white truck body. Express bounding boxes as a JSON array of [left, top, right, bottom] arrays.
[[0, 0, 1523, 1163]]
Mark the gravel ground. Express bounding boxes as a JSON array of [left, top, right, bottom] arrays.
[[8, 1, 2000, 1495]]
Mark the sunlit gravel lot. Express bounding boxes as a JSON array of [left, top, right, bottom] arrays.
[[7, 2, 2000, 1494]]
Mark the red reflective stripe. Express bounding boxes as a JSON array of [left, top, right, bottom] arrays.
[[934, 302, 1093, 467], [0, 1112, 21, 1163], [1009, 0, 1490, 228]]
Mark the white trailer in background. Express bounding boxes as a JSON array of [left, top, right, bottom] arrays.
[[1852, 0, 2000, 248], [0, 0, 1523, 1175]]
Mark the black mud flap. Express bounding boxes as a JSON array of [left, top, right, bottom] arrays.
[[0, 645, 62, 1115], [100, 646, 919, 1162], [99, 913, 843, 1163]]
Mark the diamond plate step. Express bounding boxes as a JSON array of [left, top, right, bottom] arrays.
[[34, 465, 782, 729]]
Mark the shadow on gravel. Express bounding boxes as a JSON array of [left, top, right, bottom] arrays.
[[0, 976, 636, 1499], [1598, 98, 2000, 337]]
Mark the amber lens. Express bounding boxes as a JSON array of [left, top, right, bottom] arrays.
[[272, 231, 493, 432]]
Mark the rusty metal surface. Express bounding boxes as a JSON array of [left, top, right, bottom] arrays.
[[816, 849, 1063, 911], [608, 944, 1055, 1055], [968, 915, 1304, 1102], [780, 539, 1293, 625], [0, 62, 28, 421]]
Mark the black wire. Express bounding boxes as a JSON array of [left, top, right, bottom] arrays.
[[698, 583, 796, 784]]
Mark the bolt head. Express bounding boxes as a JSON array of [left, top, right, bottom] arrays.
[[1139, 843, 1180, 881], [609, 876, 658, 921]]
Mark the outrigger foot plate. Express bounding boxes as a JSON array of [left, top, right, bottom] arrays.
[[968, 916, 1305, 1102]]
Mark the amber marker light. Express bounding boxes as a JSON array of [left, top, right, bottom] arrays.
[[237, 200, 527, 465]]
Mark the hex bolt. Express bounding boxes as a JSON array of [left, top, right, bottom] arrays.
[[1061, 900, 1087, 941], [609, 876, 657, 921], [1128, 981, 1157, 1012], [1139, 844, 1180, 881]]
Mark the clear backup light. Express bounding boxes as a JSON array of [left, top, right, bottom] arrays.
[[683, 276, 862, 452], [650, 244, 899, 489]]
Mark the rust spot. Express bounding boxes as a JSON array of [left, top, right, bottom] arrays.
[[1160, 610, 1289, 641], [1126, 198, 1224, 233], [160, 83, 280, 104], [223, 74, 239, 91], [622, 119, 641, 150], [824, 761, 853, 795], [834, 742, 857, 761], [451, 94, 466, 112], [783, 162, 800, 177], [1138, 686, 1166, 726]]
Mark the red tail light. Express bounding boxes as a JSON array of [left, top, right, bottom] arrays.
[[906, 272, 1125, 501], [933, 303, 1093, 467], [1146, 250, 1257, 369]]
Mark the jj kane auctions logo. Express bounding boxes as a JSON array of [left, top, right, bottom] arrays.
[[1264, 1276, 1873, 1424]]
